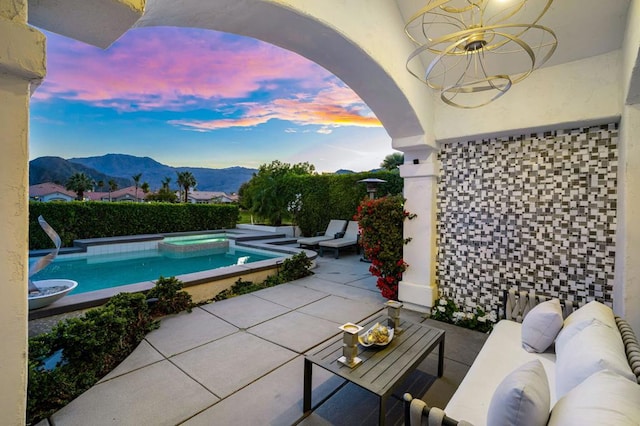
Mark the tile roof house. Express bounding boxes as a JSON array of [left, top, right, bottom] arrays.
[[87, 186, 144, 202], [29, 183, 76, 202], [187, 191, 238, 204]]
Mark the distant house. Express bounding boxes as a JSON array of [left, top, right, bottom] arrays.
[[86, 186, 144, 202], [29, 183, 76, 202], [187, 191, 238, 204], [29, 183, 145, 202]]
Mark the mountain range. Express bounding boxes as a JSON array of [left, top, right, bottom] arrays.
[[29, 154, 257, 193]]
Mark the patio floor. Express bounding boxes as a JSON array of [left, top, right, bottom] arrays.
[[38, 252, 488, 426]]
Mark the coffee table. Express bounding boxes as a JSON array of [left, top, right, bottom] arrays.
[[303, 314, 445, 425]]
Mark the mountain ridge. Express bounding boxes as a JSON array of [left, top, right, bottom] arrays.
[[30, 154, 257, 193]]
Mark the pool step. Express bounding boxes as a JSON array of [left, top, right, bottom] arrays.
[[257, 237, 299, 245]]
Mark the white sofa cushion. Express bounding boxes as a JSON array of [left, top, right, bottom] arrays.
[[555, 319, 636, 398], [548, 369, 640, 425], [563, 300, 616, 330], [487, 359, 550, 426], [555, 300, 617, 354], [521, 299, 563, 353], [445, 320, 557, 425]]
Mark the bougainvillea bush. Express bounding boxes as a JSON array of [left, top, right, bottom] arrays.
[[354, 195, 415, 300]]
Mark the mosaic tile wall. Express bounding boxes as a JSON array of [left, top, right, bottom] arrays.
[[436, 123, 618, 314]]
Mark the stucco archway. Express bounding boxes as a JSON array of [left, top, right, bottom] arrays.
[[133, 0, 434, 146]]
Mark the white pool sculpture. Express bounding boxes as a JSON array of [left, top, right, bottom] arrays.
[[28, 215, 77, 310], [28, 279, 78, 310]]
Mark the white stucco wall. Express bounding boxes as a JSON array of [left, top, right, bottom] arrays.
[[615, 0, 640, 335], [0, 72, 31, 426], [434, 51, 623, 142], [616, 105, 640, 335], [0, 1, 45, 423], [622, 0, 640, 104], [27, 0, 145, 49]]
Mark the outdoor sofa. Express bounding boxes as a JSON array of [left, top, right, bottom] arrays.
[[318, 220, 360, 259], [297, 219, 347, 248], [404, 290, 640, 426]]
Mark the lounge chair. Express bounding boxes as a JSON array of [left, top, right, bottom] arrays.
[[297, 219, 347, 248], [318, 221, 360, 258]]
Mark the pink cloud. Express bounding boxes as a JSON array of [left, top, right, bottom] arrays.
[[168, 82, 381, 132], [34, 27, 381, 132], [33, 27, 331, 110]]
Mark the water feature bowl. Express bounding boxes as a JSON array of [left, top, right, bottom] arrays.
[[28, 279, 78, 310]]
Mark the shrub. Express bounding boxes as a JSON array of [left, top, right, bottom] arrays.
[[430, 296, 497, 333], [277, 251, 313, 282], [213, 252, 313, 300], [27, 277, 192, 424], [146, 276, 193, 316], [354, 195, 415, 300]]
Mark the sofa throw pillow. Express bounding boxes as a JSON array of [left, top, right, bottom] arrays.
[[563, 300, 616, 330], [521, 299, 563, 353], [555, 320, 636, 398], [548, 369, 640, 426], [487, 359, 550, 426]]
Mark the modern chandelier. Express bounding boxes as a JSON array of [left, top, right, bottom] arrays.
[[405, 0, 558, 108]]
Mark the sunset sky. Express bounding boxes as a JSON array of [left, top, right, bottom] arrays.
[[29, 26, 396, 172]]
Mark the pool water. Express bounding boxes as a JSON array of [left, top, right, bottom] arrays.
[[29, 248, 278, 295]]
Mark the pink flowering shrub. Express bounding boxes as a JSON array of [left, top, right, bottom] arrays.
[[354, 195, 415, 300]]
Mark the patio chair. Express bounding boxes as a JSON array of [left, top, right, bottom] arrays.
[[297, 219, 347, 248], [318, 221, 360, 259]]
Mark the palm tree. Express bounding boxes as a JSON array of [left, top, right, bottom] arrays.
[[161, 176, 171, 190], [65, 172, 94, 201], [96, 180, 105, 192], [132, 173, 142, 202], [176, 171, 197, 203], [108, 179, 118, 202], [380, 152, 404, 171], [141, 182, 150, 198]]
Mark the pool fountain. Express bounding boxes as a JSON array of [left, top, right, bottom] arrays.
[[28, 216, 77, 310]]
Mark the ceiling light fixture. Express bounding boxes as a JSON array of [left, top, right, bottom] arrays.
[[405, 0, 558, 108]]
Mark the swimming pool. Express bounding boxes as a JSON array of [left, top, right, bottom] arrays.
[[29, 245, 280, 295]]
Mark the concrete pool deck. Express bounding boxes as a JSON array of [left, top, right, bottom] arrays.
[[36, 253, 488, 426]]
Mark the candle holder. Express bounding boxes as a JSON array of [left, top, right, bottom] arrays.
[[337, 322, 363, 368], [385, 300, 403, 334]]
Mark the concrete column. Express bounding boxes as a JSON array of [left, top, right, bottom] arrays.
[[615, 105, 640, 335], [0, 0, 46, 424], [397, 146, 439, 312]]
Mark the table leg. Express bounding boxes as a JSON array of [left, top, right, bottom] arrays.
[[437, 335, 445, 378], [303, 358, 312, 412], [378, 396, 387, 426]]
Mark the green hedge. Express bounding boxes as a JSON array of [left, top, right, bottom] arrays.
[[29, 202, 239, 249], [289, 171, 403, 236]]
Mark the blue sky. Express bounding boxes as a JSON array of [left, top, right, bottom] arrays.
[[29, 27, 395, 172]]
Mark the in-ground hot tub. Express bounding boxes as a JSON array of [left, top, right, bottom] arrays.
[[158, 234, 229, 254]]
